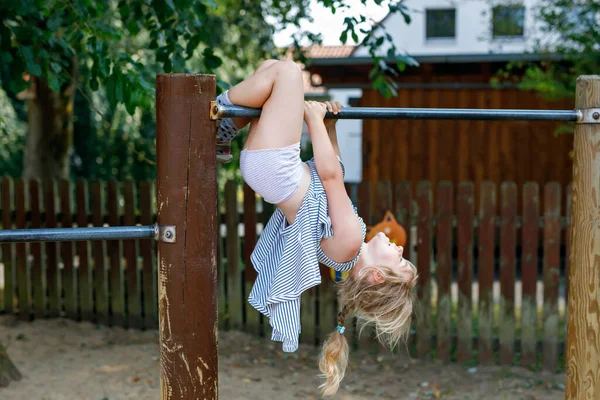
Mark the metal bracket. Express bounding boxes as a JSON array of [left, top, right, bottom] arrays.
[[209, 101, 221, 120], [155, 224, 176, 243], [576, 108, 600, 123]]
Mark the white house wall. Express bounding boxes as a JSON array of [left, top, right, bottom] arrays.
[[352, 0, 548, 58]]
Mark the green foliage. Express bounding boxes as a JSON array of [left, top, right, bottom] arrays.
[[0, 0, 414, 180], [0, 87, 25, 177], [498, 1, 599, 103]]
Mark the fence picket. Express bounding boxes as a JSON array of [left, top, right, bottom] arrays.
[[457, 182, 474, 362], [30, 180, 46, 318], [57, 180, 76, 320], [139, 181, 157, 329], [225, 181, 243, 330], [124, 181, 142, 329], [107, 180, 125, 327], [499, 182, 517, 365], [521, 182, 539, 367], [76, 180, 93, 322], [543, 183, 561, 371], [15, 179, 30, 321], [91, 181, 109, 325], [1, 178, 15, 313], [478, 181, 496, 364], [436, 182, 453, 361], [243, 184, 261, 336], [416, 181, 432, 359]]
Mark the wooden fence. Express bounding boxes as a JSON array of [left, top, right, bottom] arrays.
[[0, 177, 571, 370]]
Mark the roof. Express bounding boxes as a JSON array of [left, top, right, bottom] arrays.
[[308, 52, 564, 66], [305, 45, 355, 59], [283, 45, 356, 94]]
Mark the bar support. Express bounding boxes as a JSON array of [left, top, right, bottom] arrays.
[[565, 75, 600, 399]]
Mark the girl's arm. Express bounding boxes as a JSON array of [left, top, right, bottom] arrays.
[[304, 102, 363, 261], [324, 101, 342, 160]]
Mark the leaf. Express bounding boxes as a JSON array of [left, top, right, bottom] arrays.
[[351, 30, 358, 43], [47, 71, 61, 92], [50, 62, 61, 73], [340, 30, 348, 43]]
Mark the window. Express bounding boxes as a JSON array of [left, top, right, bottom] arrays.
[[492, 5, 525, 37], [426, 9, 456, 39]]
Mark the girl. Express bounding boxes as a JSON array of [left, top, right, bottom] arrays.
[[215, 59, 418, 396]]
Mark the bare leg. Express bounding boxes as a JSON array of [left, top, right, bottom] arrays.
[[227, 60, 304, 150], [229, 59, 278, 130]]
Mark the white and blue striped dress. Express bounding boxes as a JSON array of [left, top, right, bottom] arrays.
[[247, 158, 367, 352]]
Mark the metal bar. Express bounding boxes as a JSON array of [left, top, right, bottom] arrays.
[[210, 102, 581, 122], [0, 225, 158, 243]]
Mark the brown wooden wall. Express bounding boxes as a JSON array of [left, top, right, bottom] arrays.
[[361, 87, 574, 202]]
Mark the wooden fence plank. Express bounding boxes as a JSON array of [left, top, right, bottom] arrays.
[[261, 200, 275, 339], [357, 181, 374, 352], [375, 181, 392, 221], [124, 181, 142, 329], [15, 179, 30, 321], [243, 184, 261, 336], [394, 181, 412, 253], [478, 181, 496, 364], [521, 182, 539, 367], [457, 182, 474, 362], [91, 181, 109, 325], [543, 183, 561, 371], [394, 181, 412, 353], [301, 288, 317, 345], [29, 180, 46, 318], [225, 181, 243, 330], [76, 180, 93, 322], [45, 180, 61, 318], [139, 181, 157, 329], [499, 182, 517, 365], [436, 181, 453, 361], [217, 198, 226, 330], [416, 181, 432, 359], [59, 180, 76, 320], [1, 178, 15, 313], [107, 180, 125, 327]]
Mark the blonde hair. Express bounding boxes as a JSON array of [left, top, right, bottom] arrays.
[[318, 261, 418, 397]]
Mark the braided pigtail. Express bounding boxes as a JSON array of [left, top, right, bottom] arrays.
[[318, 304, 351, 397]]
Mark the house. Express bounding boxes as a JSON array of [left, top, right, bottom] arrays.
[[302, 0, 573, 197]]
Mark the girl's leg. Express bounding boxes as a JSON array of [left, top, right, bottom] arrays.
[[227, 60, 304, 150], [216, 59, 299, 162], [228, 59, 278, 130]]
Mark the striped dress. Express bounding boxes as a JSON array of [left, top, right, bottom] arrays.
[[247, 158, 367, 352]]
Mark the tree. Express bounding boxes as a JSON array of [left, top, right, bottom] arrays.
[[0, 0, 414, 180], [497, 1, 599, 103]]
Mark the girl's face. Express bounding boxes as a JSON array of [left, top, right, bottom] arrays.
[[359, 232, 413, 283]]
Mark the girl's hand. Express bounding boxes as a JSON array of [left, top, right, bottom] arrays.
[[323, 101, 342, 128], [304, 100, 327, 124]]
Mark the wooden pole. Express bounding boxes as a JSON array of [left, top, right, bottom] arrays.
[[156, 74, 218, 399], [565, 75, 600, 398]]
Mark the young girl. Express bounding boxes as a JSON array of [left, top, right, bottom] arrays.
[[215, 59, 418, 396]]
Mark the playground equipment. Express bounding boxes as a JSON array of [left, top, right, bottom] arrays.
[[0, 74, 598, 399]]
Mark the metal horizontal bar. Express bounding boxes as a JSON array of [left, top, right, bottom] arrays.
[[210, 103, 580, 122], [0, 225, 158, 243]]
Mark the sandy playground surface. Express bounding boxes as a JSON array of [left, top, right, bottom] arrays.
[[0, 316, 565, 400]]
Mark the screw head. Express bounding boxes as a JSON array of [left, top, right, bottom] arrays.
[[165, 230, 173, 239], [593, 112, 600, 120]]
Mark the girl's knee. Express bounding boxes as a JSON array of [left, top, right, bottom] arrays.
[[276, 60, 302, 80], [256, 59, 279, 72]]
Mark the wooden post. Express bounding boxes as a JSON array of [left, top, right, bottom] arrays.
[[565, 75, 600, 398], [156, 74, 218, 399]]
